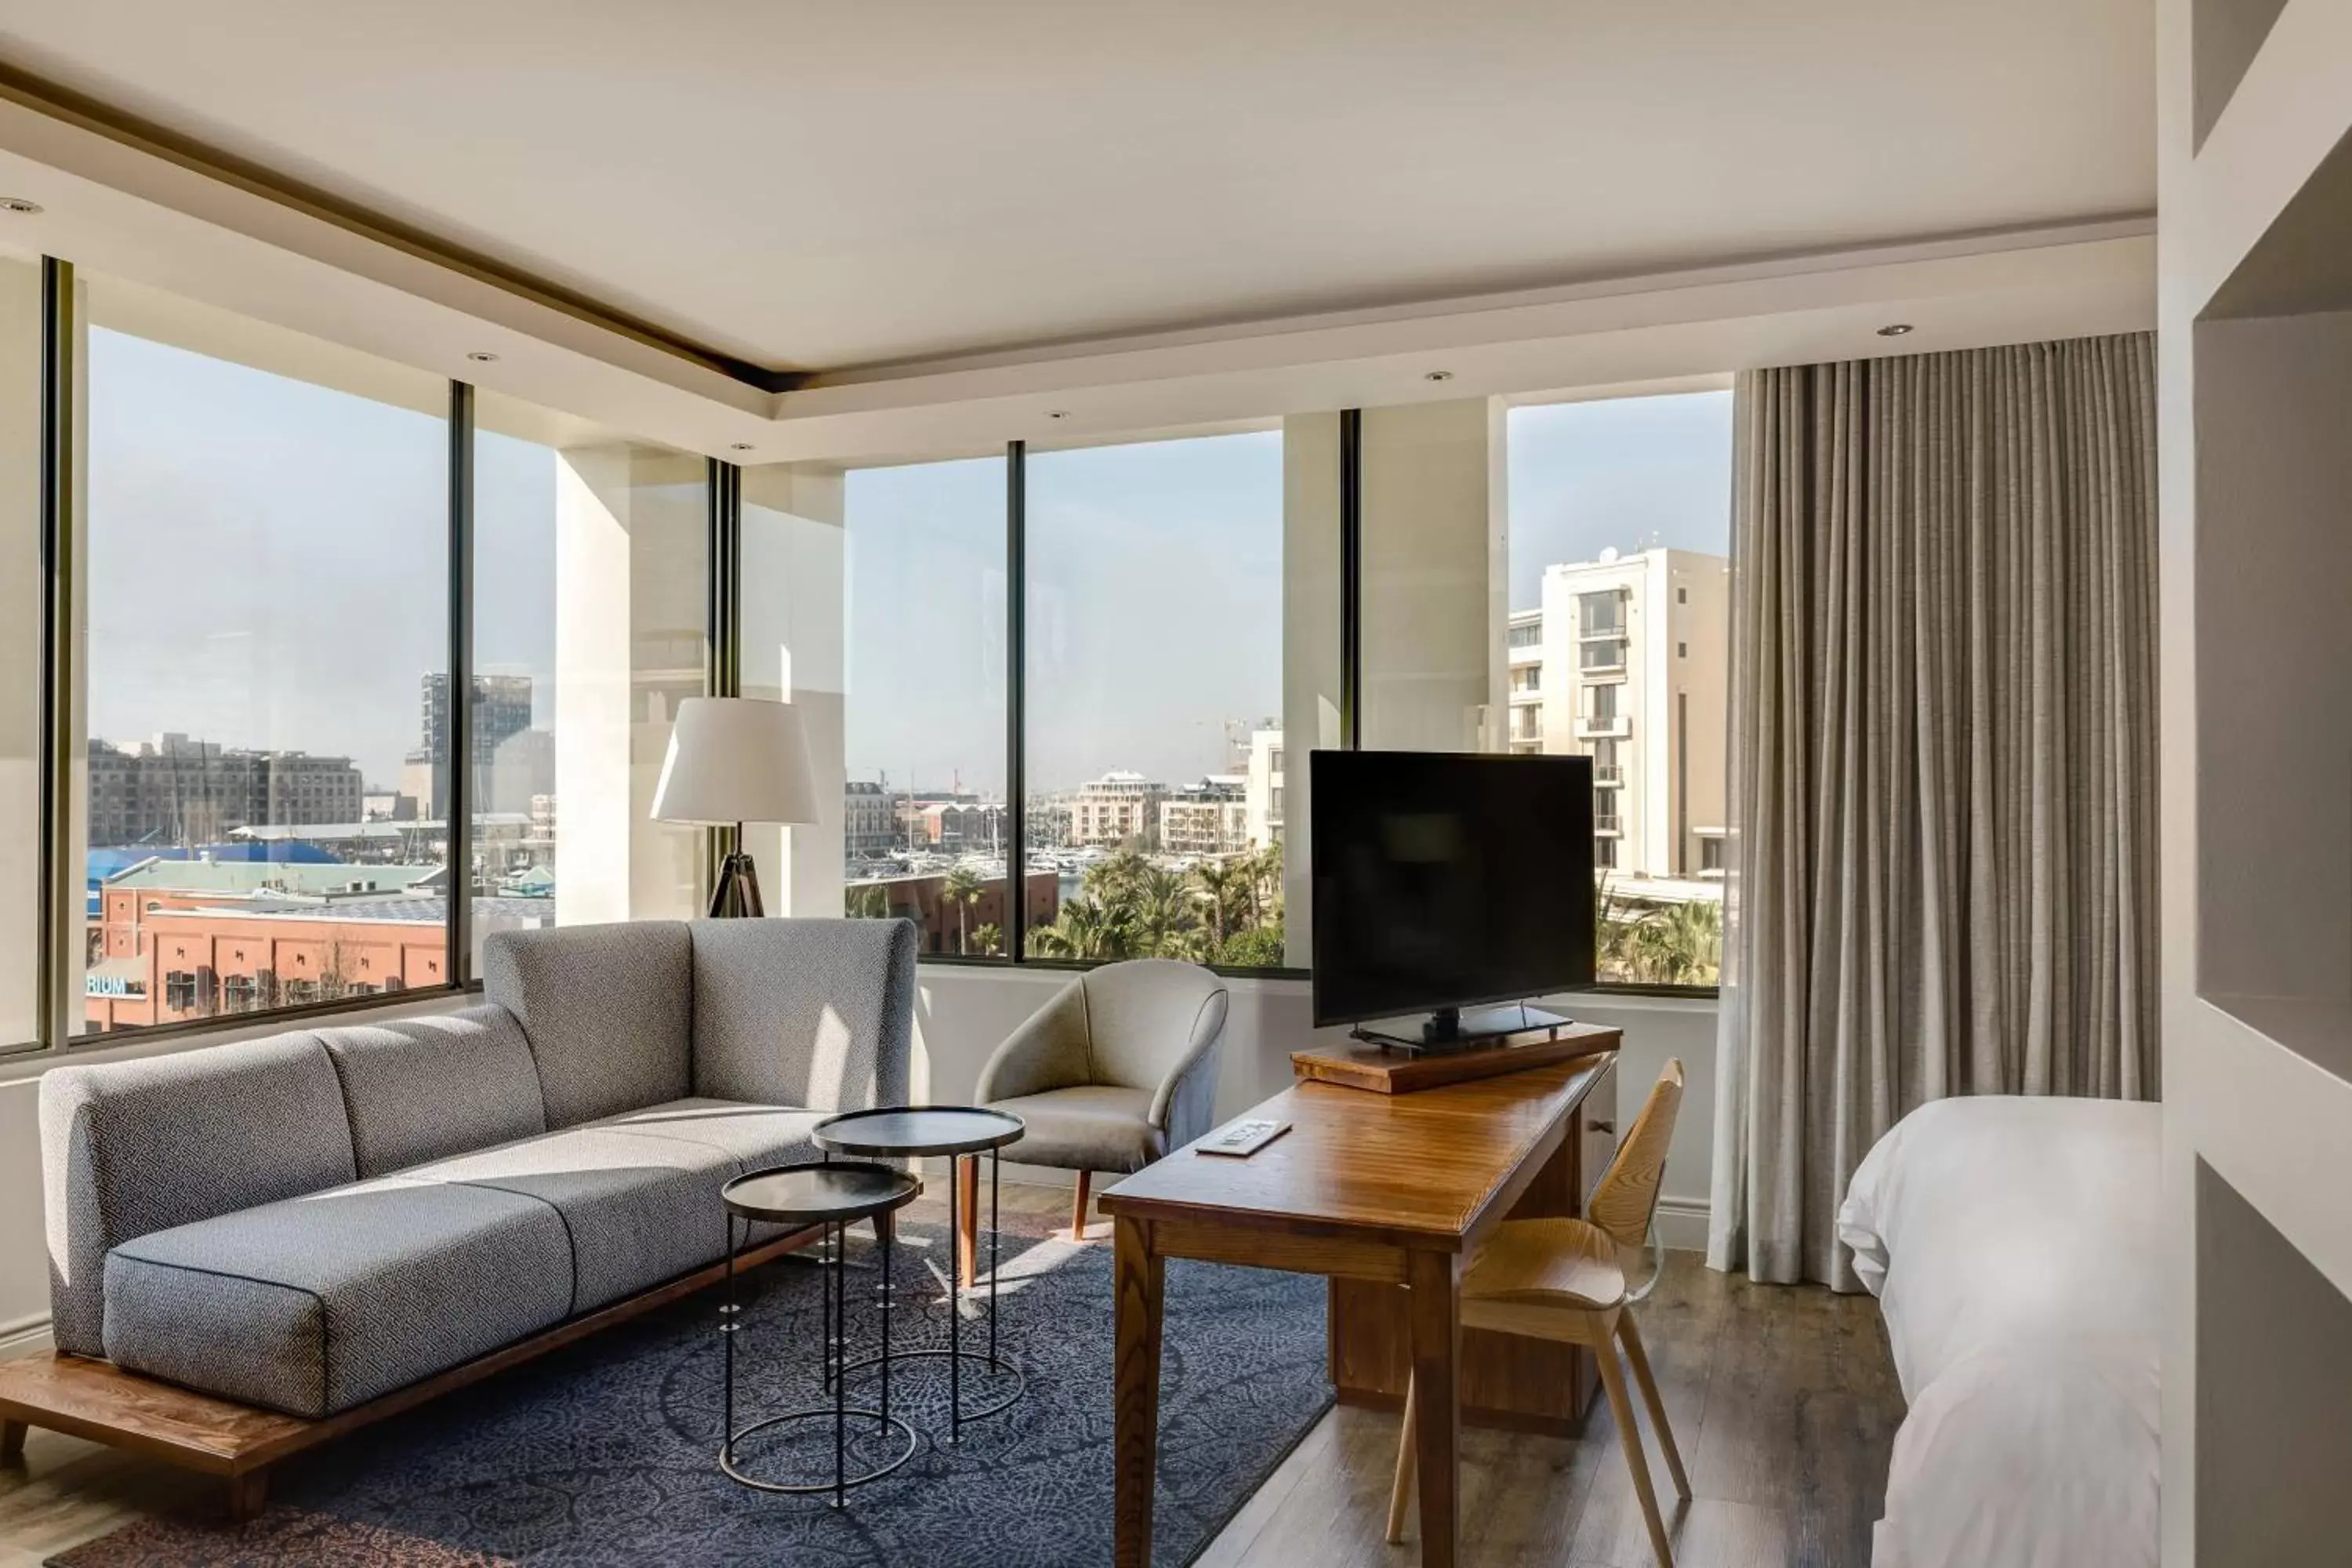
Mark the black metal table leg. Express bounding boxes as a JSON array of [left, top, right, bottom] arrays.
[[842, 1213, 851, 1504], [721, 1210, 739, 1467], [949, 1154, 962, 1443], [989, 1146, 1000, 1368]]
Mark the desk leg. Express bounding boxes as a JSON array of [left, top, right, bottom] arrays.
[[1406, 1250, 1461, 1568], [1112, 1216, 1163, 1568]]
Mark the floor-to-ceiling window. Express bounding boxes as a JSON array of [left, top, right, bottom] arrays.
[[1506, 388, 1733, 987], [78, 279, 452, 1032], [1025, 430, 1285, 967], [840, 455, 1009, 955]]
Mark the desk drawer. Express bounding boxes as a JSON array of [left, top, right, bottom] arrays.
[[1580, 1058, 1620, 1201]]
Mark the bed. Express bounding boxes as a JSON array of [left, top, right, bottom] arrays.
[[1836, 1095, 2161, 1568]]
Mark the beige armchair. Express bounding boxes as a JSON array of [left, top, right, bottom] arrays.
[[975, 959, 1230, 1243]]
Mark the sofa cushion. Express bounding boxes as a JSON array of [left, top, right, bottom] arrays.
[[321, 1005, 548, 1177], [986, 1086, 1164, 1174], [102, 1177, 572, 1418], [687, 918, 916, 1111], [484, 921, 692, 1127], [591, 1098, 827, 1172], [41, 1033, 359, 1359], [404, 1127, 731, 1312]]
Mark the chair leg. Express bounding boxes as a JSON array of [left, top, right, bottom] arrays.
[[1595, 1331, 1675, 1567], [1072, 1171, 1092, 1242], [1617, 1312, 1690, 1500], [1385, 1372, 1418, 1544], [957, 1155, 980, 1288]]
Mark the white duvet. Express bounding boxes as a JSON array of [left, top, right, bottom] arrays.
[[1836, 1096, 2161, 1568]]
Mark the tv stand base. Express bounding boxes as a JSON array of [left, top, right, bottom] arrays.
[[1351, 1003, 1573, 1056]]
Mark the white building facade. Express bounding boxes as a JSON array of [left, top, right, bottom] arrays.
[[1512, 548, 1729, 882]]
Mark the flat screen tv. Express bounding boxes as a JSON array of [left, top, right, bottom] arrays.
[[1309, 750, 1596, 1040]]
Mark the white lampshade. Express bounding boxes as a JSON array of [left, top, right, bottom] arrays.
[[651, 697, 821, 826]]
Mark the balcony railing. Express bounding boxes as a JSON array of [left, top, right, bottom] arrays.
[[1593, 815, 1624, 835], [1580, 620, 1625, 641], [1592, 764, 1622, 785], [1577, 715, 1631, 739]]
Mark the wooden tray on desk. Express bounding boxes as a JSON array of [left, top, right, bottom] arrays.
[[1292, 1022, 1619, 1094]]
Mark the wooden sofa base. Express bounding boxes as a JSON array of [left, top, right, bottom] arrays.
[[0, 1223, 828, 1523]]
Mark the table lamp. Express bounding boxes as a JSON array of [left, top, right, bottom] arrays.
[[651, 696, 819, 917]]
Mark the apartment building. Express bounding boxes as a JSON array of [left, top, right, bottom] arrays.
[[843, 780, 899, 862], [88, 735, 364, 846], [1159, 777, 1249, 856], [1244, 728, 1284, 850], [1510, 548, 1730, 878], [1069, 771, 1163, 848]]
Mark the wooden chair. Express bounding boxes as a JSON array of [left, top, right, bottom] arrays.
[[1385, 1058, 1690, 1566]]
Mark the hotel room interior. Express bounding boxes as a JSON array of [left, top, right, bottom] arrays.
[[0, 2, 2335, 1565]]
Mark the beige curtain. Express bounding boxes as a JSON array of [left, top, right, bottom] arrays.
[[1706, 334, 2159, 1289]]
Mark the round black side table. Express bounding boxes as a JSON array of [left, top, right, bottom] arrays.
[[717, 1160, 920, 1507], [811, 1106, 1026, 1441]]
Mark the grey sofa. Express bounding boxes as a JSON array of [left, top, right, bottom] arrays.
[[38, 917, 916, 1421]]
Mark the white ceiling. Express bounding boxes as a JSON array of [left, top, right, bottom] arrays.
[[0, 0, 2154, 376]]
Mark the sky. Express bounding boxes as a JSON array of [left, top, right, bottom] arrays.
[[85, 324, 1729, 800], [85, 327, 560, 786], [1504, 390, 1733, 611]]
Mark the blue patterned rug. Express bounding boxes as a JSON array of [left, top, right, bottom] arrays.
[[56, 1211, 1332, 1568]]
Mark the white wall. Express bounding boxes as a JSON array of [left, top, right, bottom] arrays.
[[909, 964, 1717, 1250]]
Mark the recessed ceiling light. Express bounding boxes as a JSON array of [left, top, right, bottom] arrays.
[[0, 198, 42, 215], [1877, 324, 1915, 337], [729, 442, 754, 452], [1045, 410, 1070, 419], [466, 350, 500, 363], [1425, 370, 1454, 382]]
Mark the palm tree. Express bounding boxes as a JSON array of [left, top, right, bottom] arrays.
[[1027, 894, 1131, 960], [1630, 898, 1722, 985], [941, 864, 985, 955], [1131, 868, 1197, 958], [845, 883, 889, 920], [970, 921, 1004, 958], [1190, 858, 1246, 956]]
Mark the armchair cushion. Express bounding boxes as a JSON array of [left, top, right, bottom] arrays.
[[988, 1086, 1164, 1174]]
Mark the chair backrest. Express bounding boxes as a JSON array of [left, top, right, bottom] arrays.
[[1586, 1058, 1685, 1250], [1079, 960, 1229, 1093]]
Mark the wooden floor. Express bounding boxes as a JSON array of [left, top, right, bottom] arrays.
[[0, 1184, 1904, 1567]]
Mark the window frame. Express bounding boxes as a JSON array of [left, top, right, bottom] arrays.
[[12, 275, 1724, 1054], [847, 412, 1722, 997], [5, 259, 605, 1058]]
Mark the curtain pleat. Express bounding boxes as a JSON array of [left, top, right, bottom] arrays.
[[1707, 333, 2160, 1289]]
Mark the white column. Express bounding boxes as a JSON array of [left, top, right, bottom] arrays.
[[1281, 413, 1344, 970], [554, 445, 707, 926], [1359, 398, 1508, 753], [740, 463, 847, 918]]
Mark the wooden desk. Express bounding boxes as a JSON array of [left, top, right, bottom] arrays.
[[1099, 1033, 1619, 1568]]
